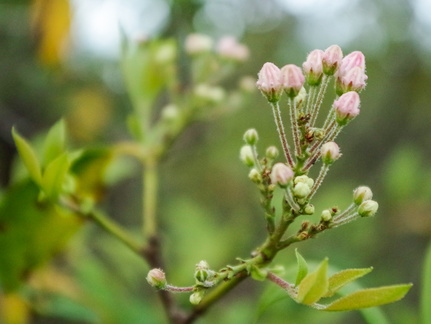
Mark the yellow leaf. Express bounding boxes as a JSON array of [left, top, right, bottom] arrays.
[[31, 0, 71, 66]]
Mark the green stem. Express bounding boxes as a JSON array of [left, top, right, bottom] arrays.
[[89, 209, 143, 255], [143, 160, 159, 239], [61, 197, 143, 256]]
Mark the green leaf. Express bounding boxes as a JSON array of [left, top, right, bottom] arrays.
[[43, 119, 66, 165], [41, 153, 71, 199], [12, 128, 42, 186], [296, 258, 329, 305], [323, 284, 413, 311], [295, 248, 309, 286], [324, 267, 373, 297], [421, 241, 431, 324]]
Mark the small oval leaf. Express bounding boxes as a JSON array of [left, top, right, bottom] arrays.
[[324, 267, 373, 297], [323, 284, 413, 311], [296, 258, 329, 305], [12, 128, 43, 186]]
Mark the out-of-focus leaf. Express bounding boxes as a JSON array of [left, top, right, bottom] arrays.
[[70, 148, 114, 201], [12, 128, 42, 186], [421, 241, 431, 324], [42, 119, 66, 165], [296, 258, 328, 305], [31, 0, 71, 66], [0, 293, 29, 324], [295, 248, 308, 286], [0, 180, 82, 292], [41, 153, 71, 199], [324, 267, 373, 298], [323, 284, 413, 311]]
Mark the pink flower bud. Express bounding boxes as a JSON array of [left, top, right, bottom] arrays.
[[216, 36, 249, 61], [256, 62, 283, 102], [334, 91, 361, 125], [336, 66, 368, 94], [146, 268, 167, 289], [270, 163, 294, 187], [280, 64, 305, 97], [337, 51, 366, 74], [322, 45, 343, 75], [185, 33, 213, 54], [321, 141, 341, 164], [302, 49, 324, 85]]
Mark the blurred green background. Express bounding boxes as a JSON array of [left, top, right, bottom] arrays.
[[1, 0, 431, 323]]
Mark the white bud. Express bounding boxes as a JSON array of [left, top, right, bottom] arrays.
[[240, 145, 255, 167], [353, 186, 373, 205]]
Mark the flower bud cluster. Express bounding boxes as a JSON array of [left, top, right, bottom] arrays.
[[353, 186, 378, 217]]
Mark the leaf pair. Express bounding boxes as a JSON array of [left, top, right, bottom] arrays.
[[12, 120, 72, 200], [292, 250, 412, 311]]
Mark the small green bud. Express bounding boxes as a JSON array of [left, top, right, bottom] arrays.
[[294, 175, 314, 188], [265, 146, 279, 159], [194, 260, 214, 283], [353, 186, 373, 205], [146, 268, 167, 289], [248, 168, 262, 183], [240, 145, 255, 167], [358, 200, 378, 217], [243, 128, 259, 145], [321, 209, 332, 221], [303, 204, 315, 215], [190, 290, 205, 305], [293, 182, 311, 198]]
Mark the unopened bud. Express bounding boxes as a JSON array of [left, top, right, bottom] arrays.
[[302, 49, 324, 85], [334, 91, 360, 126], [243, 129, 259, 145], [146, 268, 167, 289], [322, 45, 343, 75], [293, 182, 311, 198], [336, 66, 368, 94], [294, 175, 314, 188], [304, 204, 315, 215], [270, 163, 294, 187], [321, 141, 341, 164], [256, 62, 283, 102], [248, 168, 262, 183], [240, 145, 255, 167], [321, 209, 332, 222], [265, 146, 279, 160], [190, 290, 205, 305], [195, 260, 213, 283], [358, 200, 378, 217], [353, 186, 373, 205], [280, 64, 305, 98]]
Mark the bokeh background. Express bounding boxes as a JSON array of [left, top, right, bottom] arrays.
[[1, 0, 431, 323]]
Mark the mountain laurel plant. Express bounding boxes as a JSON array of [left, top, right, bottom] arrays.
[[4, 34, 411, 323]]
